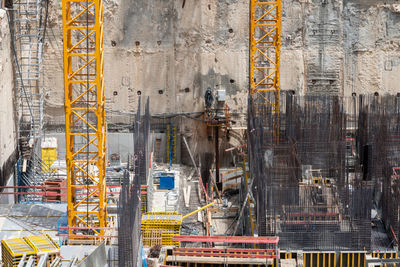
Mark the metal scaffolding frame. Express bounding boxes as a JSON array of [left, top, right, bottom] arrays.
[[11, 0, 45, 141], [7, 0, 48, 201]]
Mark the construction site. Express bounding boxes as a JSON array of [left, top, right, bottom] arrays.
[[0, 0, 400, 266]]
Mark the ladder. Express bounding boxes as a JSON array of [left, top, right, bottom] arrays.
[[12, 0, 45, 141]]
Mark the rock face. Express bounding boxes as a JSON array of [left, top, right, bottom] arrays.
[[0, 10, 18, 188], [42, 0, 400, 124]]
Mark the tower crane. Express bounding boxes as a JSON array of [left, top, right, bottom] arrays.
[[250, 0, 282, 143], [62, 0, 107, 241]]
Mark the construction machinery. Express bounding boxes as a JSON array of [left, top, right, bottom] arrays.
[[250, 0, 281, 143], [62, 0, 107, 241]]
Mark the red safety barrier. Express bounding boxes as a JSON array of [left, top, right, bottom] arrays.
[[172, 235, 279, 244]]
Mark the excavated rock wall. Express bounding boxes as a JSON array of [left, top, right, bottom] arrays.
[[0, 9, 18, 187], [282, 0, 400, 96], [43, 0, 248, 125], [42, 0, 400, 120]]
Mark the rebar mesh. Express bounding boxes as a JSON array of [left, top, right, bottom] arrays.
[[248, 93, 375, 250], [118, 97, 150, 267], [359, 95, 400, 247]]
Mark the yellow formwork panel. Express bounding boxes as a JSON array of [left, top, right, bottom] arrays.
[[340, 252, 364, 267], [141, 187, 147, 213], [41, 137, 58, 171], [141, 212, 182, 247], [24, 234, 59, 253], [1, 235, 60, 267], [301, 251, 399, 267], [24, 234, 60, 266], [1, 237, 36, 267], [304, 252, 336, 267], [41, 147, 57, 169]]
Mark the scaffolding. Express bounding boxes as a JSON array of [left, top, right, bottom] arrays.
[[11, 0, 45, 141], [8, 0, 47, 201]]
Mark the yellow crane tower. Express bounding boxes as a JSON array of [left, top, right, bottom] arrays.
[[62, 0, 107, 241], [250, 0, 281, 143]]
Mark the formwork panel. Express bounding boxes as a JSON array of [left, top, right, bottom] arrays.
[[141, 212, 182, 247], [1, 237, 36, 267], [24, 234, 60, 266]]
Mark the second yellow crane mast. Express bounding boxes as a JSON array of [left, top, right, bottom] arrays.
[[62, 0, 107, 241], [250, 0, 282, 143]]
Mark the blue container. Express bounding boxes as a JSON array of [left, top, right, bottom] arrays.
[[160, 175, 175, 190]]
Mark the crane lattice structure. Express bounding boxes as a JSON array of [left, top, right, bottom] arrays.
[[62, 0, 107, 241], [250, 0, 281, 143]]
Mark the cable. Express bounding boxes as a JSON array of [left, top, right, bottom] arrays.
[[41, 0, 49, 44]]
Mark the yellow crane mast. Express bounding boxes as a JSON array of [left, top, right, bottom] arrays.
[[250, 0, 281, 143], [62, 0, 107, 241]]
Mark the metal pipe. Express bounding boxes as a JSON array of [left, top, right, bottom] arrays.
[[215, 126, 221, 190], [182, 201, 215, 220]]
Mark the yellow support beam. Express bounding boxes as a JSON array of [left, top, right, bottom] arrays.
[[62, 0, 107, 240], [182, 202, 216, 220], [250, 0, 281, 143]]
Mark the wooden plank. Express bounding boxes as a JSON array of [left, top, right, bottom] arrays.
[[183, 185, 191, 208], [222, 182, 241, 192], [222, 174, 242, 183], [221, 168, 242, 176]]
